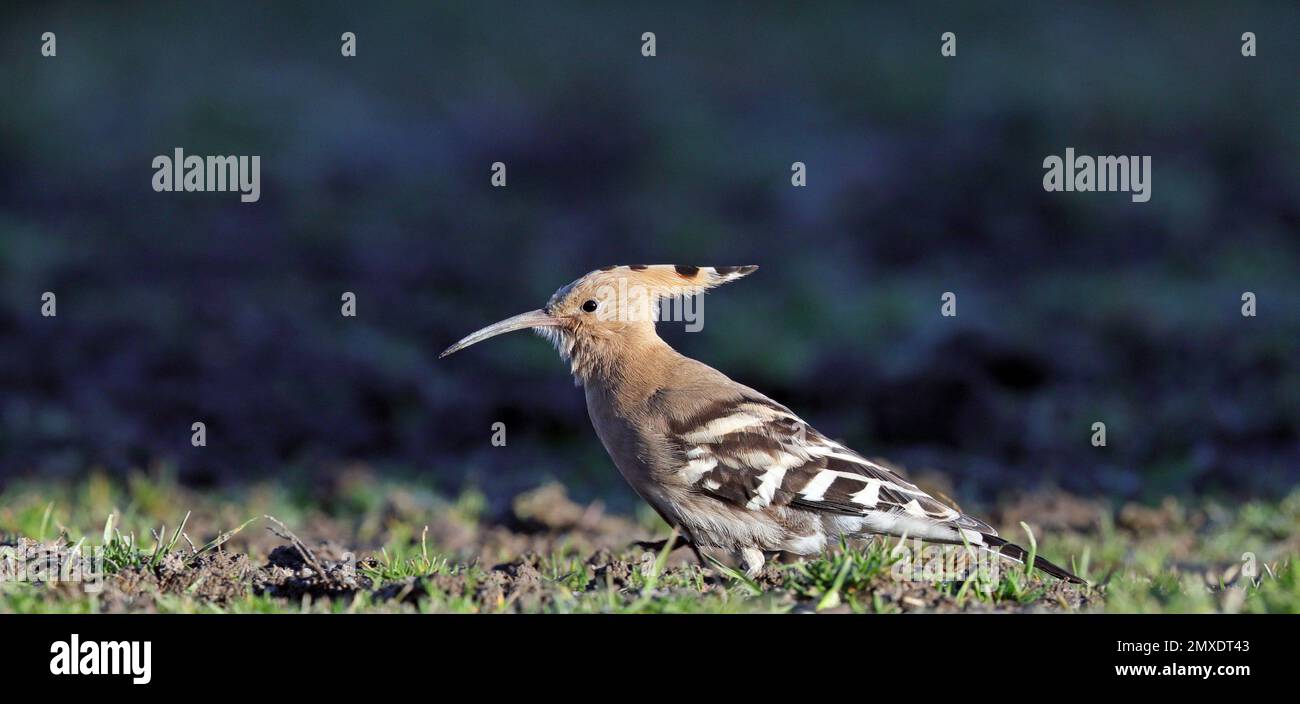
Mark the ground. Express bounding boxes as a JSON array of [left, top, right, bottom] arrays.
[[1, 470, 1296, 614]]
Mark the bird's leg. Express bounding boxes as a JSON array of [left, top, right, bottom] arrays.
[[687, 541, 707, 567], [740, 547, 765, 578], [630, 535, 692, 553]]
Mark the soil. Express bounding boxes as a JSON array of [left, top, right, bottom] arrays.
[[0, 481, 1114, 613]]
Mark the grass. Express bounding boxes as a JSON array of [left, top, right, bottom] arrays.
[[0, 470, 1296, 613]]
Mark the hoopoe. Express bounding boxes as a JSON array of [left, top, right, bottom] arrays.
[[441, 265, 1084, 583]]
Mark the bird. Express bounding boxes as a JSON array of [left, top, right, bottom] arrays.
[[441, 264, 1084, 584]]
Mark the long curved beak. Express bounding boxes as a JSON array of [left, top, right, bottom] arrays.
[[439, 309, 561, 358]]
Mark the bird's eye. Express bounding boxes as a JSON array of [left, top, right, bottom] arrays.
[[581, 300, 599, 313]]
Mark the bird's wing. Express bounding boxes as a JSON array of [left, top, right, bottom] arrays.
[[660, 387, 1087, 584], [664, 392, 995, 538]]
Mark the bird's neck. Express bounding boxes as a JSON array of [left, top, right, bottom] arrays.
[[573, 329, 681, 408]]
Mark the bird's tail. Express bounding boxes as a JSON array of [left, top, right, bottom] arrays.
[[980, 534, 1086, 585]]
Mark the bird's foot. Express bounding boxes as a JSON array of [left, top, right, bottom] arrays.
[[740, 547, 765, 579]]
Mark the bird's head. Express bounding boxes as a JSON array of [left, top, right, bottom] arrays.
[[440, 264, 757, 381]]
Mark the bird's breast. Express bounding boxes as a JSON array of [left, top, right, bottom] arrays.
[[583, 385, 683, 520]]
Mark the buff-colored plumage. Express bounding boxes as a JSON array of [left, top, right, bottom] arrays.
[[441, 265, 1083, 582]]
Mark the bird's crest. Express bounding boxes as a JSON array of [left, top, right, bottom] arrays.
[[550, 264, 758, 312], [599, 264, 759, 293]]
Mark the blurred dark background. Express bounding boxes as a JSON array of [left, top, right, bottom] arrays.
[[1, 2, 1297, 511]]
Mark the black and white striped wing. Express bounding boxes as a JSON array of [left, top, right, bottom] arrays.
[[667, 394, 994, 540]]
